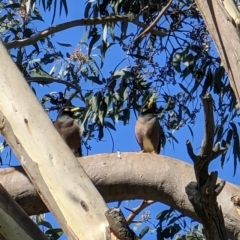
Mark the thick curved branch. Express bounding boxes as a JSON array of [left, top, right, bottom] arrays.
[[5, 16, 165, 50], [0, 153, 239, 240]]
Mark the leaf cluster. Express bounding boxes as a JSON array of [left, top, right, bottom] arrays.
[[133, 207, 205, 239]]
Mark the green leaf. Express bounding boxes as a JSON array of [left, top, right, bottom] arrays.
[[109, 22, 116, 41], [51, 0, 57, 24], [0, 143, 4, 153], [91, 54, 104, 69], [104, 95, 112, 107], [84, 1, 92, 18], [168, 215, 184, 225], [99, 40, 108, 59], [41, 94, 55, 104], [115, 92, 120, 101], [85, 91, 93, 101], [104, 121, 116, 131], [81, 66, 88, 78], [182, 53, 194, 67], [91, 96, 98, 112], [114, 113, 119, 123], [38, 220, 52, 229], [170, 134, 179, 143], [149, 34, 157, 50], [81, 106, 92, 132], [98, 125, 104, 140], [60, 0, 68, 16], [226, 129, 233, 145], [172, 53, 181, 72], [121, 21, 128, 38], [113, 68, 127, 78], [123, 109, 130, 125], [57, 42, 72, 47], [88, 76, 103, 85], [139, 226, 149, 239], [103, 24, 108, 43], [98, 101, 107, 125], [215, 125, 223, 143], [162, 224, 181, 238], [45, 228, 63, 239], [156, 208, 172, 221], [88, 34, 101, 56], [123, 88, 128, 101]]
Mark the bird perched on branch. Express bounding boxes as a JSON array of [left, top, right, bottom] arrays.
[[54, 107, 82, 157], [135, 100, 162, 154]]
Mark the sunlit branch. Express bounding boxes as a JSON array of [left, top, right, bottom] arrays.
[[5, 16, 166, 50]]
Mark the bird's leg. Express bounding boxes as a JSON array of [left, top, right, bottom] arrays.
[[151, 150, 157, 154]]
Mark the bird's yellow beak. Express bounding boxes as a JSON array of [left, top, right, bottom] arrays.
[[70, 107, 80, 112], [147, 100, 154, 109], [61, 107, 80, 113]]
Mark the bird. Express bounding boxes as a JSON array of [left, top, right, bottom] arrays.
[[54, 107, 82, 157], [135, 100, 162, 154]]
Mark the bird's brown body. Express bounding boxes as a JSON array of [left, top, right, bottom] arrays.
[[54, 108, 82, 157], [135, 102, 161, 154]]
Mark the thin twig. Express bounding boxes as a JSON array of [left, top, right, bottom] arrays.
[[105, 126, 114, 153], [126, 200, 154, 224], [186, 140, 198, 163], [26, 77, 81, 92], [26, 77, 86, 103], [133, 0, 172, 42]]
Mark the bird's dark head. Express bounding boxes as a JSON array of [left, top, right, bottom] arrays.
[[57, 107, 80, 118], [140, 100, 158, 115]]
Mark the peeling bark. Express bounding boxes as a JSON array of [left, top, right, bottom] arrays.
[[0, 41, 109, 240], [106, 208, 140, 240]]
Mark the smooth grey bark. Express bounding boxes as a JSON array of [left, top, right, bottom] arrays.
[[0, 154, 239, 240]]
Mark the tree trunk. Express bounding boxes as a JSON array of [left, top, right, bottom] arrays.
[[0, 42, 109, 240], [195, 0, 240, 104]]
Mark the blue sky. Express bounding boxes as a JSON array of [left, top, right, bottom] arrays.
[[2, 1, 240, 239]]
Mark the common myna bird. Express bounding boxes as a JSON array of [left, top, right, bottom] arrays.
[[135, 100, 162, 154], [54, 107, 82, 157]]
